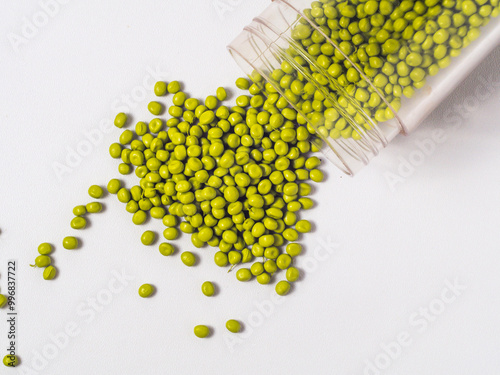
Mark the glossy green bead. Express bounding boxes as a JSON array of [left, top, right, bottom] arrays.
[[159, 243, 175, 256], [38, 243, 53, 255], [109, 143, 122, 158], [33, 255, 51, 268], [132, 210, 147, 225], [299, 197, 314, 210], [107, 178, 121, 194], [154, 81, 167, 96], [286, 267, 300, 282], [141, 230, 156, 245], [201, 281, 215, 296], [138, 283, 154, 298], [70, 217, 87, 230], [250, 262, 264, 276], [73, 205, 87, 216], [276, 254, 292, 270], [309, 169, 324, 182], [43, 265, 57, 280], [148, 101, 163, 116], [194, 325, 210, 338], [236, 268, 252, 281], [88, 185, 104, 199], [198, 227, 214, 242], [114, 112, 127, 128], [216, 87, 227, 101], [462, 0, 477, 16], [264, 259, 278, 274], [214, 251, 229, 267], [295, 219, 312, 233], [117, 188, 131, 203], [236, 77, 251, 90], [228, 250, 242, 265], [163, 227, 178, 240], [275, 280, 291, 296], [259, 235, 275, 248], [181, 251, 196, 267], [62, 236, 79, 250], [167, 81, 181, 94], [226, 319, 241, 333], [257, 273, 271, 285], [86, 202, 102, 213], [118, 163, 131, 175], [286, 243, 302, 257], [283, 228, 299, 241]]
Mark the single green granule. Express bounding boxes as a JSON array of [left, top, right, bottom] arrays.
[[225, 320, 241, 333], [201, 281, 215, 297], [181, 252, 196, 267], [37, 243, 53, 255], [140, 231, 156, 246], [43, 266, 57, 280], [193, 325, 210, 338], [62, 236, 79, 250], [138, 284, 154, 298], [114, 113, 127, 128], [88, 185, 104, 199]]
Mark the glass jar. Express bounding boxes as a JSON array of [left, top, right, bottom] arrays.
[[228, 0, 500, 175]]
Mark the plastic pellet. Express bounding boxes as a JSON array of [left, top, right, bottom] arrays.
[[88, 185, 104, 199], [62, 236, 78, 250], [216, 87, 227, 101], [286, 267, 300, 282], [235, 78, 250, 90], [70, 217, 87, 230], [236, 268, 252, 281], [141, 231, 156, 246], [38, 243, 53, 255], [154, 81, 167, 96], [43, 266, 57, 280], [114, 113, 127, 128], [32, 255, 51, 268], [159, 243, 175, 256], [148, 101, 163, 116], [194, 325, 210, 338], [86, 202, 103, 213], [73, 205, 87, 216], [138, 284, 154, 298], [181, 251, 196, 267], [201, 281, 215, 296], [167, 81, 181, 94], [107, 179, 121, 194], [226, 319, 241, 333], [275, 280, 291, 296]]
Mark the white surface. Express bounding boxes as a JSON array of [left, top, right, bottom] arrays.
[[0, 2, 500, 375]]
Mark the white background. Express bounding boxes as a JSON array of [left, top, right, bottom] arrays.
[[1, 1, 500, 374]]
